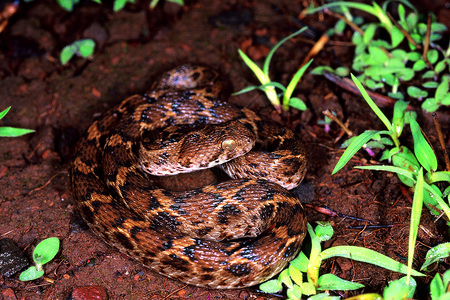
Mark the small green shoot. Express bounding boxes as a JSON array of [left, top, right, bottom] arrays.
[[234, 27, 311, 113], [0, 107, 34, 137], [149, 0, 184, 10], [259, 222, 423, 299], [19, 237, 60, 281], [60, 39, 96, 65]]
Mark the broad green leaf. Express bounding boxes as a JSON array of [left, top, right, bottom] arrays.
[[422, 98, 439, 112], [430, 272, 445, 299], [286, 284, 302, 300], [279, 269, 293, 288], [259, 279, 282, 293], [427, 49, 439, 64], [317, 273, 364, 291], [363, 24, 377, 44], [290, 251, 309, 272], [413, 59, 427, 71], [314, 221, 333, 242], [435, 79, 449, 103], [409, 118, 437, 172], [19, 266, 44, 281], [289, 98, 307, 111], [33, 237, 59, 265], [289, 265, 303, 286], [383, 277, 416, 300], [56, 0, 75, 11], [423, 82, 439, 88], [421, 243, 450, 270], [407, 86, 428, 99], [391, 147, 419, 187]]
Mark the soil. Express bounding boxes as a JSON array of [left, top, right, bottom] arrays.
[[1, 0, 450, 299]]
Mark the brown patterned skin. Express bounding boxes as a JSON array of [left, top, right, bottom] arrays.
[[71, 65, 308, 289]]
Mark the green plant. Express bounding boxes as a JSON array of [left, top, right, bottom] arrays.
[[0, 107, 34, 137], [19, 237, 60, 281], [328, 75, 450, 298], [259, 222, 423, 299], [60, 39, 96, 65], [55, 0, 183, 12], [308, 0, 450, 112], [234, 28, 312, 113]]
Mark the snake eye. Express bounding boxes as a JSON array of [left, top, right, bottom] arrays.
[[221, 139, 237, 151]]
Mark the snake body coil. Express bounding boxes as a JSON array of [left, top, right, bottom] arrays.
[[71, 65, 308, 288]]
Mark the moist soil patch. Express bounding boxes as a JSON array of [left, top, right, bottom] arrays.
[[1, 0, 450, 299]]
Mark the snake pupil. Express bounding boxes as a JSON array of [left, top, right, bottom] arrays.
[[221, 139, 237, 151]]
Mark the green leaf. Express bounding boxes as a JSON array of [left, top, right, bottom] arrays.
[[317, 273, 364, 291], [423, 81, 439, 88], [435, 79, 449, 103], [332, 130, 390, 174], [351, 74, 391, 130], [427, 49, 439, 64], [0, 127, 35, 137], [407, 86, 428, 99], [56, 0, 75, 11], [363, 24, 378, 44], [409, 118, 437, 172], [288, 265, 303, 286], [289, 98, 307, 111], [430, 272, 445, 299], [286, 284, 302, 300], [406, 51, 421, 61], [413, 59, 427, 71], [435, 60, 447, 74], [392, 100, 409, 138], [390, 26, 405, 47], [422, 98, 439, 112], [290, 251, 309, 273], [0, 106, 11, 120], [77, 39, 96, 57], [383, 277, 416, 300], [19, 266, 44, 281], [283, 58, 313, 110], [319, 246, 424, 277], [421, 242, 450, 270], [33, 237, 60, 265], [314, 221, 333, 242], [260, 279, 283, 293], [391, 147, 420, 187], [407, 168, 424, 283]]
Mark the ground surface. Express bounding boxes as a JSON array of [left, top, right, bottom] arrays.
[[1, 0, 450, 299]]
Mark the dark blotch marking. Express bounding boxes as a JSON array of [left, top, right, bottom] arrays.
[[225, 263, 252, 277], [160, 254, 190, 272], [114, 231, 135, 250], [217, 204, 241, 225], [183, 244, 197, 261]]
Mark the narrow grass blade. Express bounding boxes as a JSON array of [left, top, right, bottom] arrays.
[[319, 246, 424, 277], [0, 127, 35, 137], [0, 106, 11, 120], [350, 74, 392, 131], [332, 130, 390, 174], [262, 28, 307, 75], [407, 168, 424, 284], [283, 59, 313, 110]]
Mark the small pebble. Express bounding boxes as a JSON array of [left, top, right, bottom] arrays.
[[0, 238, 29, 277], [1, 288, 17, 300], [70, 285, 108, 300]]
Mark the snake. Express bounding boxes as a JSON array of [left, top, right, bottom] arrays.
[[71, 64, 308, 289]]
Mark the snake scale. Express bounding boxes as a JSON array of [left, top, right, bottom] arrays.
[[71, 65, 308, 289]]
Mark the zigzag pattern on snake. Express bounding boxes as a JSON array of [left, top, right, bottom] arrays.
[[71, 65, 308, 289]]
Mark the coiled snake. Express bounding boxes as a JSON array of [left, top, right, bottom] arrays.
[[71, 65, 308, 289]]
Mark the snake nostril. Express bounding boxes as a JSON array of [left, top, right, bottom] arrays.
[[221, 139, 236, 151]]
